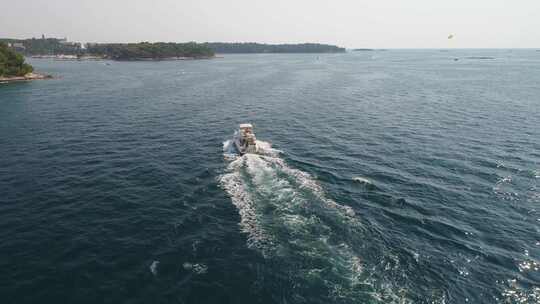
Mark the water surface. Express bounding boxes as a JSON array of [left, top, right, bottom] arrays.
[[1, 50, 539, 303]]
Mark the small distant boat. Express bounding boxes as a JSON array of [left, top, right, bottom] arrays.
[[233, 123, 258, 155]]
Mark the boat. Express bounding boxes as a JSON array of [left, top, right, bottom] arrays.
[[233, 123, 258, 155]]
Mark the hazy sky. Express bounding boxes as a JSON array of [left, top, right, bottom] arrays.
[[1, 0, 539, 48]]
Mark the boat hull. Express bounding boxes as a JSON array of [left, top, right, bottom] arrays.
[[233, 137, 257, 155], [232, 123, 258, 155]]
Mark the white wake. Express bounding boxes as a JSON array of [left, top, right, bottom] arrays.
[[218, 139, 413, 302]]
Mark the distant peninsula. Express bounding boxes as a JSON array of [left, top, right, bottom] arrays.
[[86, 42, 345, 59], [86, 42, 215, 60], [204, 42, 345, 53]]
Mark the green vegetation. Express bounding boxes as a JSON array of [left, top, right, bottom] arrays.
[[86, 42, 214, 60], [0, 42, 33, 77], [0, 37, 346, 61], [0, 38, 213, 60], [204, 42, 346, 53], [0, 38, 82, 55]]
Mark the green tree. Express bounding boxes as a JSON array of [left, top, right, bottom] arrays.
[[86, 42, 215, 60], [0, 42, 34, 77]]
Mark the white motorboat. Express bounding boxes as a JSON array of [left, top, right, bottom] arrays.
[[233, 123, 258, 155]]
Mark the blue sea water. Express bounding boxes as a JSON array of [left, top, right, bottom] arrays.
[[1, 50, 539, 304]]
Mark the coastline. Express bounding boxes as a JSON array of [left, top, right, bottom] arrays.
[[0, 73, 53, 84], [112, 55, 215, 61], [31, 55, 107, 61], [29, 55, 215, 61]]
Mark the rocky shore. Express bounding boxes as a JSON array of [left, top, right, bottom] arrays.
[[0, 73, 53, 83]]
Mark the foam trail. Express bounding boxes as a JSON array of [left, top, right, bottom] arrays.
[[183, 262, 208, 275], [219, 139, 411, 303], [222, 139, 237, 160], [149, 260, 159, 276], [353, 176, 372, 185]]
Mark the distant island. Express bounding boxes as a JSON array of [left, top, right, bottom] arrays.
[[203, 42, 345, 53], [0, 42, 50, 83]]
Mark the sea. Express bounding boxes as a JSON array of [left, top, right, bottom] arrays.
[[1, 50, 539, 304]]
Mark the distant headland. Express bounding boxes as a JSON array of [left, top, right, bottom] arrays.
[[85, 42, 214, 60], [203, 42, 345, 53], [0, 36, 346, 61]]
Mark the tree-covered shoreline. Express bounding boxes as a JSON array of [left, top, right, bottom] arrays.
[[86, 42, 215, 60], [0, 38, 82, 55], [1, 37, 346, 59], [0, 39, 215, 60], [0, 42, 33, 77], [204, 42, 345, 53]]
